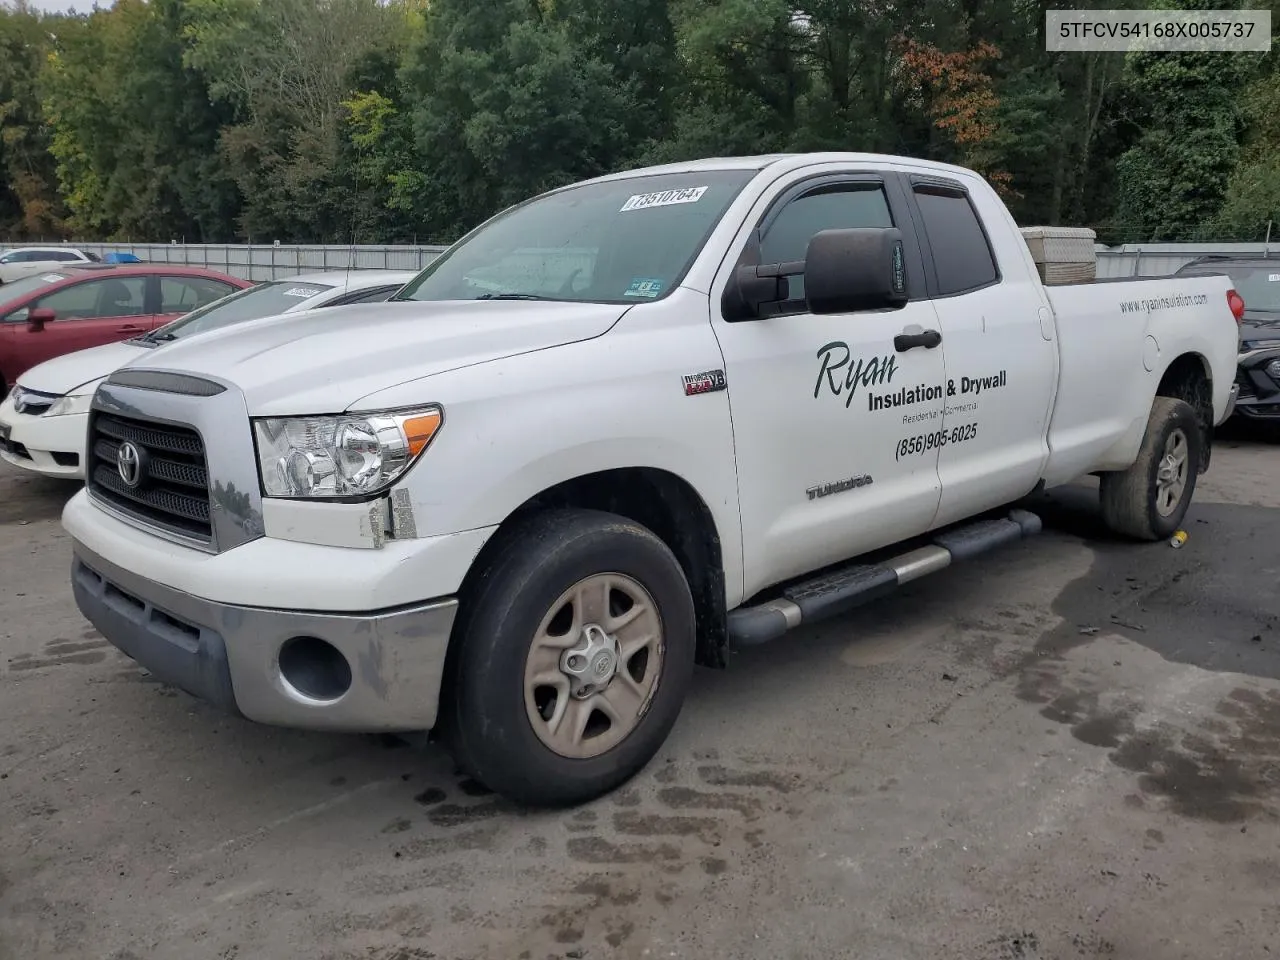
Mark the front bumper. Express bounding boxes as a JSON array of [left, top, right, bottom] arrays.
[[72, 540, 459, 732], [0, 397, 87, 479], [1233, 353, 1280, 420]]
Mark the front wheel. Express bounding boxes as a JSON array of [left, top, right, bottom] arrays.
[[1099, 396, 1203, 540], [441, 508, 696, 807]]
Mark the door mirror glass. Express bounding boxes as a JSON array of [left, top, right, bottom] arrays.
[[804, 227, 908, 314]]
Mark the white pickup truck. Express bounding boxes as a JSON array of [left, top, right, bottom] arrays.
[[63, 153, 1241, 807]]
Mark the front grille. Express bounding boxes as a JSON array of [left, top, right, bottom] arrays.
[[86, 412, 212, 543]]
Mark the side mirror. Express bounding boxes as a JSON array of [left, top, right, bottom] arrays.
[[27, 307, 56, 332], [804, 227, 908, 314], [721, 261, 804, 322]]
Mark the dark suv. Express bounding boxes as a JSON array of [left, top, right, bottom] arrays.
[[1174, 255, 1280, 422]]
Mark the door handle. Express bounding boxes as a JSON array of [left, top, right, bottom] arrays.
[[894, 328, 942, 352], [119, 324, 144, 331]]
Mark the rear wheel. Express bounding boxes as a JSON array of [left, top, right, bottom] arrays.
[[1099, 396, 1202, 540], [442, 508, 696, 807]]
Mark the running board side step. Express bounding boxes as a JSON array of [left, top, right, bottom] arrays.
[[727, 509, 1043, 647]]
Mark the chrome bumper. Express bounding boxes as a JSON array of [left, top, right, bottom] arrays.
[[71, 541, 457, 732]]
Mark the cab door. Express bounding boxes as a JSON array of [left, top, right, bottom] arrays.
[[904, 176, 1058, 528], [710, 172, 947, 598]]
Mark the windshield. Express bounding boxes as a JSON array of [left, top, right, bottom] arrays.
[[0, 272, 71, 308], [396, 170, 756, 305], [144, 279, 335, 341]]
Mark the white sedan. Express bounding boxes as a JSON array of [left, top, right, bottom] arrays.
[[0, 269, 417, 480], [0, 246, 101, 284]]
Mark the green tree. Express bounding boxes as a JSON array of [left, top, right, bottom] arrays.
[[402, 0, 640, 238], [1215, 55, 1280, 240], [1112, 0, 1256, 241], [42, 0, 238, 240], [0, 2, 67, 238], [183, 0, 401, 240]]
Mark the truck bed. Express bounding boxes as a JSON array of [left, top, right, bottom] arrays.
[[1041, 273, 1237, 487]]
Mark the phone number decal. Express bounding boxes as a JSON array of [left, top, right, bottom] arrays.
[[895, 423, 978, 461]]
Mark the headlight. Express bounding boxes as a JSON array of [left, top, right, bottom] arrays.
[[1244, 338, 1280, 351], [253, 407, 443, 499], [44, 393, 94, 418]]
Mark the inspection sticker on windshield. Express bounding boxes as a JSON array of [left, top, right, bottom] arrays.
[[282, 286, 323, 298], [40, 274, 65, 283], [620, 186, 708, 212], [624, 277, 664, 298]]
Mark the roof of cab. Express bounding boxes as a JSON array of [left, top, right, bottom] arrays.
[[558, 151, 985, 192]]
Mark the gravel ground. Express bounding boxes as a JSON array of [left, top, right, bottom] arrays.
[[2, 425, 1279, 960]]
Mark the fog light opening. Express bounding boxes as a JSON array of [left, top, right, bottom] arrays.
[[278, 636, 352, 702]]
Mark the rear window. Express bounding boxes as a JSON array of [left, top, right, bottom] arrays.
[[148, 279, 335, 340], [1182, 265, 1280, 313]]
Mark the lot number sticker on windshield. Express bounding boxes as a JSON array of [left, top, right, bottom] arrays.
[[624, 277, 664, 298], [40, 274, 65, 283], [620, 186, 708, 212], [1270, 274, 1280, 282], [282, 287, 323, 298]]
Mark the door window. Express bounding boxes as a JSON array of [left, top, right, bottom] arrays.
[[759, 184, 895, 303], [911, 187, 1000, 295], [34, 277, 147, 320], [160, 276, 237, 313]]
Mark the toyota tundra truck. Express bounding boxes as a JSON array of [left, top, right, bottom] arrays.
[[62, 153, 1242, 807]]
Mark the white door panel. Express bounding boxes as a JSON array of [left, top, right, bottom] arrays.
[[906, 181, 1057, 527], [709, 175, 945, 599], [931, 285, 1056, 525]]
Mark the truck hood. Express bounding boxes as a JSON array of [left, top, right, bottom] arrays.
[[119, 299, 628, 415], [18, 339, 151, 395]]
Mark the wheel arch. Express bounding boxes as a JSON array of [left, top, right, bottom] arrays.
[[452, 466, 730, 670], [1155, 351, 1213, 473]]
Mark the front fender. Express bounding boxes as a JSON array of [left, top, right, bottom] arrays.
[[363, 294, 747, 607]]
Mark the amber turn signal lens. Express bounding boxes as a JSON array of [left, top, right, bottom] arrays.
[[403, 411, 442, 456]]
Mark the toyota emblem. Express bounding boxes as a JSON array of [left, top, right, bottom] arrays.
[[116, 441, 142, 488]]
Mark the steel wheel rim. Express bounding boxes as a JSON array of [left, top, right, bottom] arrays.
[[523, 572, 664, 760], [1155, 428, 1189, 517]]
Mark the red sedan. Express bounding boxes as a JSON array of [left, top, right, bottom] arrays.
[[0, 264, 251, 392]]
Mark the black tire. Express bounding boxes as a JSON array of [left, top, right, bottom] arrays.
[[441, 508, 696, 807], [1099, 396, 1202, 540]]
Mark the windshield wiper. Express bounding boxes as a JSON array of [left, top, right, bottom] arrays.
[[140, 331, 179, 343], [474, 293, 562, 301]]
